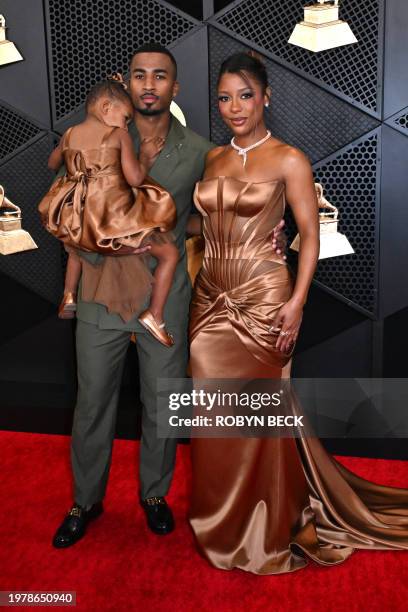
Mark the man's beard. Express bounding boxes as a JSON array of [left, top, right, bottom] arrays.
[[135, 106, 167, 117]]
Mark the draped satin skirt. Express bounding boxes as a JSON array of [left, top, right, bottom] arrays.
[[189, 260, 408, 575]]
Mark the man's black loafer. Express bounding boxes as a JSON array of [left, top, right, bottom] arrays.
[[140, 496, 174, 535], [52, 502, 103, 548]]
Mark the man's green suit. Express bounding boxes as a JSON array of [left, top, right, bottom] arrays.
[[70, 117, 213, 504]]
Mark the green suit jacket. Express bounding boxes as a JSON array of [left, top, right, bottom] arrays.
[[72, 117, 214, 331]]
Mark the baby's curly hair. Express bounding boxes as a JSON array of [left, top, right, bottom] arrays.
[[85, 79, 131, 112]]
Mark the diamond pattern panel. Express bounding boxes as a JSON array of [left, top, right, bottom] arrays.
[[0, 103, 42, 163], [215, 0, 381, 113]]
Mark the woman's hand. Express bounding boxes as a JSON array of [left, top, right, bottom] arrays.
[[270, 299, 303, 353]]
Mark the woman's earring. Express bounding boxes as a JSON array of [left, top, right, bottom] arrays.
[[264, 103, 269, 108]]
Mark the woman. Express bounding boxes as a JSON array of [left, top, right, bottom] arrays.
[[187, 52, 408, 575]]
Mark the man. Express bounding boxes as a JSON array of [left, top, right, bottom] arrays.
[[53, 43, 285, 547]]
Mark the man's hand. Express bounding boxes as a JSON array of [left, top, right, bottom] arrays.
[[272, 219, 287, 260], [139, 137, 165, 172], [109, 244, 152, 256]]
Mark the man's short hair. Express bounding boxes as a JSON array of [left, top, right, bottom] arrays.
[[130, 42, 178, 78]]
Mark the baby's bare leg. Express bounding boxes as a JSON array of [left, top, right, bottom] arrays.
[[58, 248, 81, 319], [148, 241, 179, 323], [64, 249, 82, 294]]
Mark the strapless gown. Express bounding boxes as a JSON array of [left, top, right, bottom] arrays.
[[38, 126, 176, 321], [189, 176, 408, 575]]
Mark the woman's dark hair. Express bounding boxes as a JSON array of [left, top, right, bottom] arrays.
[[217, 52, 268, 92], [85, 79, 132, 111]]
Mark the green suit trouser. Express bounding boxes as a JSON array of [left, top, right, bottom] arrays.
[[71, 318, 188, 506]]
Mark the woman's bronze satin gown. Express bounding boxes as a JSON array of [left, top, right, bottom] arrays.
[[189, 176, 408, 575]]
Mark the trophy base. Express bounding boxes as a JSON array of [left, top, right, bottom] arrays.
[[0, 40, 23, 66], [290, 231, 354, 260], [0, 229, 38, 255], [288, 20, 357, 52]]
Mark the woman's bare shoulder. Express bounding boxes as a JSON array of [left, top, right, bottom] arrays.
[[280, 142, 310, 165], [204, 145, 230, 176], [206, 145, 227, 163], [274, 144, 314, 186], [268, 141, 312, 177]]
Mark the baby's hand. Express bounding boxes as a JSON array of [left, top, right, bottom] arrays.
[[140, 136, 165, 161]]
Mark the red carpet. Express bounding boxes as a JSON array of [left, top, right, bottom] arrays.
[[0, 431, 407, 612]]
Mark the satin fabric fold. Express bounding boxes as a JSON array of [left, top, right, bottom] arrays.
[[191, 261, 295, 370], [38, 147, 176, 254], [189, 176, 408, 575]]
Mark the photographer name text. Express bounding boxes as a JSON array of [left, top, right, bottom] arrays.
[[168, 415, 303, 427]]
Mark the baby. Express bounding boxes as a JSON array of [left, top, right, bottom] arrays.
[[39, 79, 179, 346]]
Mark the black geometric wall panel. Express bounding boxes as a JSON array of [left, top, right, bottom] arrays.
[[384, 106, 408, 137], [383, 0, 408, 118], [393, 111, 408, 131], [166, 0, 203, 20], [0, 135, 64, 304], [0, 102, 42, 163], [378, 125, 408, 320], [208, 28, 379, 162], [393, 112, 408, 131], [295, 284, 369, 355], [0, 272, 55, 346], [0, 316, 73, 385], [163, 27, 211, 139], [0, 0, 52, 127], [45, 0, 199, 123], [294, 317, 373, 377], [282, 132, 379, 317], [213, 0, 382, 115], [312, 132, 379, 315]]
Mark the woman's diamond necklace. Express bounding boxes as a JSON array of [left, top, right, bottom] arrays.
[[230, 130, 271, 167]]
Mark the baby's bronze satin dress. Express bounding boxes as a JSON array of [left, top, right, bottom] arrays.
[[189, 176, 408, 575], [38, 126, 176, 321]]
